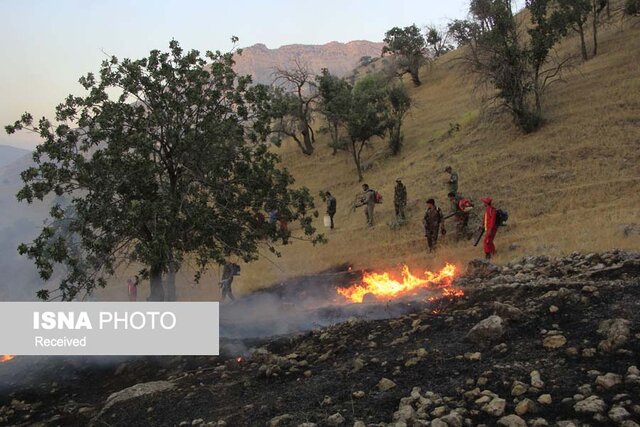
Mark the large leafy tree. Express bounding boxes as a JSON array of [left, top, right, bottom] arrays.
[[315, 69, 352, 155], [556, 0, 592, 61], [346, 74, 389, 181], [387, 84, 412, 156], [382, 24, 428, 86], [6, 40, 321, 301]]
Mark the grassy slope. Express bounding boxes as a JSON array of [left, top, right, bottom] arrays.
[[234, 13, 640, 295], [94, 13, 640, 302]]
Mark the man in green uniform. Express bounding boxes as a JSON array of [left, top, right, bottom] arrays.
[[423, 198, 443, 252], [447, 191, 472, 241], [394, 178, 407, 222], [445, 166, 459, 195]]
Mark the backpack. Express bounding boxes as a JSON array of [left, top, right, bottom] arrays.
[[496, 209, 509, 226], [373, 190, 383, 204], [458, 198, 474, 212]]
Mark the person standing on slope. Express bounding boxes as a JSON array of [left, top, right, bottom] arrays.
[[394, 178, 407, 222], [481, 197, 498, 259], [444, 166, 459, 196], [325, 191, 337, 229]]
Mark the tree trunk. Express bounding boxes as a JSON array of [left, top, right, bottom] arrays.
[[148, 264, 165, 301], [592, 1, 599, 57], [165, 264, 177, 301], [410, 69, 421, 86], [578, 26, 588, 61], [301, 129, 314, 155], [331, 123, 338, 155], [351, 140, 363, 182]]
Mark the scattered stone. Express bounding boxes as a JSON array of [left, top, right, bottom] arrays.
[[595, 373, 622, 389], [268, 414, 294, 427], [597, 319, 630, 352], [94, 381, 175, 420], [515, 398, 535, 416], [543, 335, 566, 349], [493, 302, 523, 320], [482, 397, 506, 417], [377, 378, 397, 392], [574, 395, 607, 414], [353, 390, 365, 399], [609, 406, 630, 423], [440, 412, 463, 427], [325, 412, 345, 426], [393, 405, 415, 422], [530, 370, 544, 388], [511, 381, 528, 397], [467, 315, 505, 344], [537, 394, 552, 405], [549, 305, 559, 313], [497, 414, 527, 427], [464, 352, 481, 361]]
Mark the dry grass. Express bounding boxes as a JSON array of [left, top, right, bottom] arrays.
[[97, 13, 640, 301]]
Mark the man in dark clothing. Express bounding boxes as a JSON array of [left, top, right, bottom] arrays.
[[394, 178, 407, 222], [423, 198, 443, 252], [445, 166, 459, 196], [447, 191, 472, 241], [325, 191, 337, 229], [355, 184, 376, 227], [220, 262, 240, 302]]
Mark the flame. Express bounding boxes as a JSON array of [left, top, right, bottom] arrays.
[[337, 263, 461, 303], [236, 356, 243, 364], [1, 355, 15, 363]]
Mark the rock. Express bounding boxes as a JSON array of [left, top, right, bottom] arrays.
[[515, 398, 535, 416], [352, 390, 365, 399], [464, 352, 481, 361], [467, 315, 505, 344], [352, 358, 365, 372], [94, 381, 175, 420], [431, 406, 447, 417], [431, 419, 448, 427], [497, 415, 527, 427], [574, 395, 607, 414], [621, 422, 640, 427], [493, 302, 523, 320], [352, 422, 366, 427], [537, 394, 552, 405], [482, 397, 506, 417], [440, 412, 463, 427], [416, 348, 428, 358], [377, 378, 397, 392], [595, 373, 622, 389], [530, 370, 544, 388], [549, 305, 559, 313], [393, 405, 415, 422], [466, 259, 500, 278], [326, 412, 345, 426], [268, 414, 294, 427], [529, 418, 549, 427], [298, 424, 317, 427], [192, 419, 205, 425], [609, 406, 630, 422], [597, 319, 630, 352], [511, 381, 528, 396], [542, 335, 566, 349]]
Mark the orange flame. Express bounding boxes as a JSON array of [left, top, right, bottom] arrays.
[[236, 356, 243, 364], [337, 263, 461, 303], [1, 355, 15, 363]]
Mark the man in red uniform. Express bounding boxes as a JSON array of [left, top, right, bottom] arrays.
[[481, 197, 498, 259]]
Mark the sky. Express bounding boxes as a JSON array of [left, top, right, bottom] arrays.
[[0, 0, 474, 149]]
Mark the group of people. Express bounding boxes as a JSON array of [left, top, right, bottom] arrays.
[[325, 166, 500, 259]]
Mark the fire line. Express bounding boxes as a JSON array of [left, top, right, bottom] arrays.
[[1, 355, 15, 363], [337, 263, 461, 303]]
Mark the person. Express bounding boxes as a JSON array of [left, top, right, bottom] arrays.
[[219, 262, 240, 302], [447, 192, 473, 241], [355, 184, 376, 227], [423, 199, 443, 252], [127, 276, 139, 302], [393, 178, 407, 222], [444, 166, 459, 196], [481, 197, 498, 259], [325, 191, 337, 229]]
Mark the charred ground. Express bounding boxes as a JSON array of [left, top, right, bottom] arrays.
[[1, 250, 639, 427]]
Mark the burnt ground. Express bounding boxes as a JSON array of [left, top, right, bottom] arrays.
[[1, 251, 639, 427]]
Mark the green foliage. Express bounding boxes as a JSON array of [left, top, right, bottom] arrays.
[[447, 19, 482, 46], [625, 0, 640, 15], [315, 69, 352, 154], [387, 84, 412, 155], [382, 24, 427, 86], [346, 74, 390, 181], [425, 25, 454, 58], [6, 40, 322, 301]]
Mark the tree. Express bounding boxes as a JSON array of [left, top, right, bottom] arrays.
[[271, 60, 318, 155], [425, 25, 454, 58], [556, 0, 591, 60], [315, 69, 352, 154], [5, 40, 321, 301], [387, 84, 412, 155], [345, 74, 389, 181], [382, 24, 428, 86], [464, 0, 568, 132]]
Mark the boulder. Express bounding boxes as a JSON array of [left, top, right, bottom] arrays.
[[574, 395, 606, 414], [597, 319, 630, 352], [467, 316, 505, 344], [497, 415, 527, 427]]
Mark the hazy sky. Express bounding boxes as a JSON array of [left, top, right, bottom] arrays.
[[0, 0, 474, 149]]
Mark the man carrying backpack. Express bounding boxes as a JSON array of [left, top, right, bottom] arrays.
[[423, 198, 443, 252], [447, 192, 473, 241], [325, 191, 337, 229], [394, 178, 407, 222], [355, 183, 376, 227], [481, 197, 498, 259]]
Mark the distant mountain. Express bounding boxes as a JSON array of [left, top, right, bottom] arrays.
[[233, 40, 385, 84], [0, 145, 30, 169]]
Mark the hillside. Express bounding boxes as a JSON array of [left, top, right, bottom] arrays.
[[0, 144, 29, 169], [233, 40, 384, 84], [234, 11, 640, 295]]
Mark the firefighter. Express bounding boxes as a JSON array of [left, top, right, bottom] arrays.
[[481, 197, 498, 259], [394, 178, 407, 222], [444, 166, 459, 195], [325, 191, 337, 229], [219, 262, 240, 302], [447, 192, 473, 241], [423, 199, 443, 252], [355, 184, 376, 227], [127, 276, 139, 302]]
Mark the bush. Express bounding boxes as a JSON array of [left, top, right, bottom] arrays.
[[626, 0, 640, 15]]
